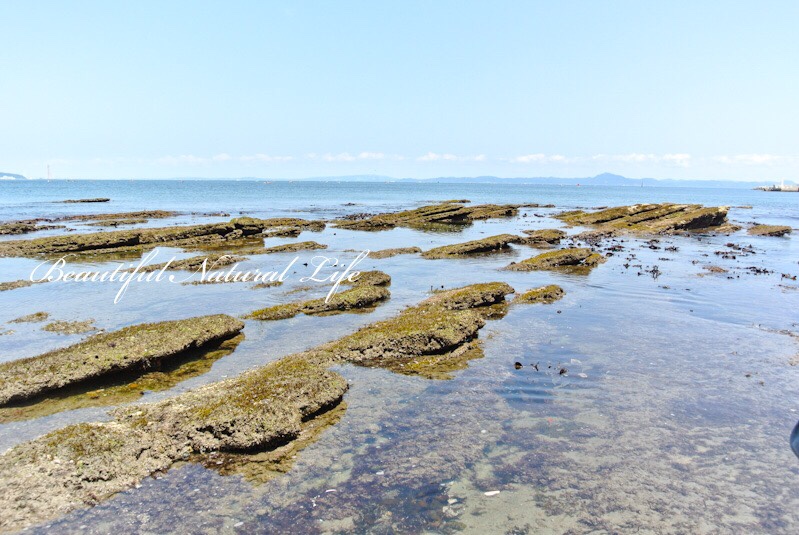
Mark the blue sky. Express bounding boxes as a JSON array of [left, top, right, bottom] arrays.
[[1, 1, 797, 180]]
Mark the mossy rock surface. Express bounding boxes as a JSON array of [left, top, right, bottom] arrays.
[[247, 285, 390, 320], [242, 241, 328, 254], [342, 270, 392, 287], [422, 234, 521, 258], [516, 285, 565, 304], [0, 314, 244, 404], [521, 228, 566, 245], [334, 202, 518, 231], [555, 203, 729, 234], [0, 279, 38, 292], [505, 248, 605, 272], [748, 224, 792, 237], [0, 217, 326, 258], [369, 247, 422, 259]]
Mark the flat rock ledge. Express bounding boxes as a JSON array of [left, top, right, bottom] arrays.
[[246, 285, 391, 320], [333, 202, 519, 231], [0, 283, 513, 532], [521, 228, 567, 246], [422, 234, 521, 259], [0, 315, 244, 405], [505, 248, 605, 272], [0, 217, 326, 258], [516, 285, 565, 304], [555, 203, 729, 234], [748, 224, 792, 237]]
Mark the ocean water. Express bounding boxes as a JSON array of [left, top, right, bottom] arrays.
[[1, 180, 798, 533]]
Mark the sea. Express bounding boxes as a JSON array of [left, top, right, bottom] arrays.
[[0, 180, 798, 533]]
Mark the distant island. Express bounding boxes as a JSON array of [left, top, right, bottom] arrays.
[[0, 172, 27, 180]]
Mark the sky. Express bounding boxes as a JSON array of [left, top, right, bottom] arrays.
[[1, 1, 797, 181]]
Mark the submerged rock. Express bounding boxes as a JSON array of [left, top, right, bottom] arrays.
[[241, 241, 328, 254], [521, 228, 566, 246], [505, 248, 605, 272], [369, 247, 422, 259], [61, 198, 110, 203], [421, 234, 521, 258], [516, 285, 565, 304], [0, 279, 39, 292], [10, 312, 50, 323], [0, 314, 244, 405], [748, 224, 792, 237], [247, 285, 390, 320], [42, 320, 96, 335], [334, 202, 518, 231], [556, 203, 729, 234], [85, 218, 149, 227], [0, 217, 326, 258], [135, 253, 247, 273]]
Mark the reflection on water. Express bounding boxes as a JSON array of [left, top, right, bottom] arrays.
[[1, 183, 798, 533]]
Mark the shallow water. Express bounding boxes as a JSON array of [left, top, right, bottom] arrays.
[[1, 181, 798, 533]]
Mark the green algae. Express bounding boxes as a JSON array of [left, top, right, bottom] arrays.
[[515, 285, 565, 304], [421, 234, 521, 259]]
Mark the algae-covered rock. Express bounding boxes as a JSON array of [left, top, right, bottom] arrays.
[[369, 247, 422, 259], [334, 202, 518, 231], [506, 248, 605, 272], [516, 285, 565, 304], [242, 241, 327, 254], [0, 279, 38, 292], [0, 217, 325, 258], [0, 221, 39, 235], [136, 253, 247, 273], [61, 198, 110, 203], [342, 270, 392, 287], [86, 218, 149, 227], [421, 234, 521, 259], [0, 314, 244, 405], [522, 228, 566, 246], [748, 224, 792, 237], [247, 286, 390, 320], [10, 312, 50, 323], [42, 319, 96, 335], [556, 203, 729, 234], [420, 282, 514, 310]]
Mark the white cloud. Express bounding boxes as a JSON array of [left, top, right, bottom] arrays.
[[510, 153, 569, 163], [417, 152, 485, 162], [590, 153, 692, 166], [240, 154, 294, 162], [713, 154, 783, 165]]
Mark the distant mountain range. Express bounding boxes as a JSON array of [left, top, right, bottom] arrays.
[[0, 172, 27, 180]]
